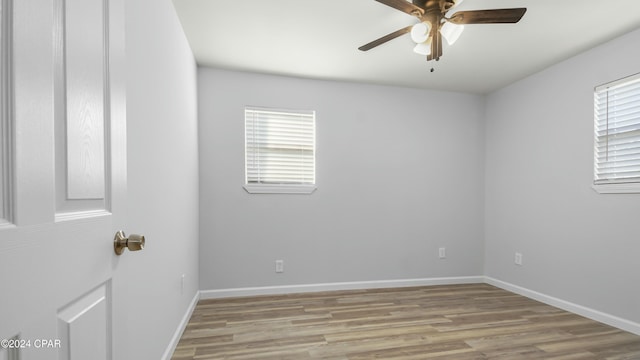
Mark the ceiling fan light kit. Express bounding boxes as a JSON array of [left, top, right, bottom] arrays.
[[413, 40, 432, 56], [411, 21, 433, 55], [410, 21, 431, 43], [359, 0, 526, 63], [440, 21, 464, 45]]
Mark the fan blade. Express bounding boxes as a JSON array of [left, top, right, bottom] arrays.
[[448, 8, 526, 25], [374, 0, 424, 17], [358, 26, 412, 51]]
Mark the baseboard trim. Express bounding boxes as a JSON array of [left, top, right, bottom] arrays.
[[161, 290, 200, 360], [199, 276, 484, 300], [485, 276, 640, 336]]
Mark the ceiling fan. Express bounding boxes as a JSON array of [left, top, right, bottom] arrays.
[[359, 0, 527, 61]]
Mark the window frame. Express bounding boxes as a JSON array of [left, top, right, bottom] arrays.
[[592, 73, 640, 194], [243, 106, 317, 195]]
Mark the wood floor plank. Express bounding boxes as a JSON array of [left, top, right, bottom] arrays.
[[171, 284, 640, 359]]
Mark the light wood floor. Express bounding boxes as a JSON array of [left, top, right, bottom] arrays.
[[171, 284, 640, 359]]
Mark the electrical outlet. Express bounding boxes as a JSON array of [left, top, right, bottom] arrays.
[[275, 260, 284, 273], [438, 247, 446, 259], [515, 252, 523, 266]]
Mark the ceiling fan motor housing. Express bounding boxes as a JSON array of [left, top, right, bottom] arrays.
[[412, 0, 456, 14]]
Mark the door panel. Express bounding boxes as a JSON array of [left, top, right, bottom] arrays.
[[57, 282, 110, 360], [61, 0, 106, 201], [0, 0, 127, 359], [55, 0, 110, 216]]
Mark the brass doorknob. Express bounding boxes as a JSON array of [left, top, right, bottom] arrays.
[[114, 231, 145, 255]]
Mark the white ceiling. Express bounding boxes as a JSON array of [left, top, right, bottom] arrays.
[[172, 0, 640, 94]]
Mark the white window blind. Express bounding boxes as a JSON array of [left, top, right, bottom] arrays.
[[245, 106, 315, 186], [594, 73, 640, 185]]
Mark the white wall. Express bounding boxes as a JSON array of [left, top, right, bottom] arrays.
[[198, 68, 485, 291], [125, 0, 199, 359], [485, 29, 640, 324]]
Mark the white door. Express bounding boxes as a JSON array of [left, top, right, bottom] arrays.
[[0, 0, 131, 359]]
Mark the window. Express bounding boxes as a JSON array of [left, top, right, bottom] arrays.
[[244, 106, 316, 194], [593, 73, 640, 193]]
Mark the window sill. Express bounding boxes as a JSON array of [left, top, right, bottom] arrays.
[[592, 183, 640, 194], [243, 184, 317, 194]]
